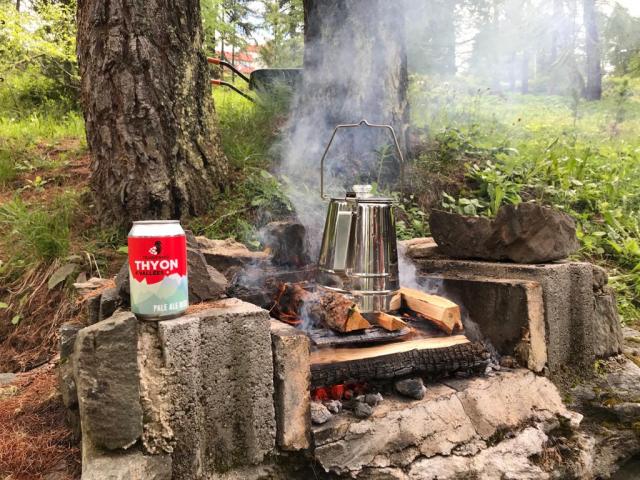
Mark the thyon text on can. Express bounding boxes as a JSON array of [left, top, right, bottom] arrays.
[[127, 220, 188, 320]]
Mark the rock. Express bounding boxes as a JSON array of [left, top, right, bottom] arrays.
[[197, 236, 269, 277], [74, 311, 142, 450], [187, 247, 227, 303], [365, 393, 383, 407], [99, 287, 120, 321], [311, 402, 333, 425], [407, 426, 550, 480], [115, 261, 130, 305], [429, 203, 579, 263], [395, 378, 426, 400], [593, 288, 623, 358], [86, 294, 101, 324], [270, 320, 311, 451], [82, 447, 172, 480], [592, 265, 608, 292], [325, 400, 342, 414], [399, 237, 441, 260], [260, 220, 311, 267], [312, 371, 572, 476], [59, 323, 81, 360], [492, 203, 580, 263], [354, 402, 373, 419], [137, 322, 174, 455], [612, 402, 640, 423], [59, 341, 78, 410]]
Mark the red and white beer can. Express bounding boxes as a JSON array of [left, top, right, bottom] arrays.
[[127, 220, 188, 320]]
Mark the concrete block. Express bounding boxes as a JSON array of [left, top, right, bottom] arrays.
[[414, 258, 598, 374], [270, 319, 311, 451], [198, 299, 276, 469], [158, 299, 276, 476], [74, 311, 142, 450], [421, 275, 546, 372]]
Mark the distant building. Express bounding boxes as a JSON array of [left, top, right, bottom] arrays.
[[216, 45, 264, 74]]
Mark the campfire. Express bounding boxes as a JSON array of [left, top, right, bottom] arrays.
[[271, 282, 488, 391]]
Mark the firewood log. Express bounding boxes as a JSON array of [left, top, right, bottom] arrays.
[[393, 288, 463, 334], [370, 312, 408, 331]]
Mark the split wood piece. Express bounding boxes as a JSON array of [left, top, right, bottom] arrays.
[[391, 288, 463, 334], [310, 336, 489, 387], [370, 311, 408, 332], [319, 291, 371, 332]]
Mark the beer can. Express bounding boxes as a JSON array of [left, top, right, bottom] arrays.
[[127, 220, 188, 320]]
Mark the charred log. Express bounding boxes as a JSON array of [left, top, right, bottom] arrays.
[[310, 339, 490, 387]]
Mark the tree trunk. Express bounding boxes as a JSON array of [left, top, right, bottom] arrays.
[[583, 0, 602, 100], [15, 0, 20, 11], [77, 0, 228, 226], [299, 0, 409, 156]]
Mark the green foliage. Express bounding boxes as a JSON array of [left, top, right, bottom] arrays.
[[411, 80, 640, 323], [0, 192, 78, 278], [0, 1, 78, 116], [259, 0, 304, 68], [186, 89, 293, 246]]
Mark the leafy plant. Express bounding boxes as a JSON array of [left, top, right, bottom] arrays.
[[0, 192, 77, 278]]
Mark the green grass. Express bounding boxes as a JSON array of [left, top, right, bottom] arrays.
[[409, 75, 640, 323], [0, 192, 78, 278], [0, 112, 86, 185]]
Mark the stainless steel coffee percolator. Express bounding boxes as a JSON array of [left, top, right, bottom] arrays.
[[316, 120, 404, 313]]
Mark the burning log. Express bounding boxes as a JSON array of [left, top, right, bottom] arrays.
[[370, 312, 408, 332], [310, 336, 489, 387], [274, 283, 371, 333], [391, 288, 463, 335]]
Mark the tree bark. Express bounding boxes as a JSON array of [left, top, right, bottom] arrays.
[[77, 0, 228, 226], [583, 0, 602, 100], [299, 0, 409, 156]]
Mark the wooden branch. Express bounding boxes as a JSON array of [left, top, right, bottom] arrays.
[[310, 336, 489, 387], [397, 288, 463, 334], [370, 312, 408, 331]]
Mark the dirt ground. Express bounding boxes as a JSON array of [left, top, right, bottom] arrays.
[[0, 363, 80, 479]]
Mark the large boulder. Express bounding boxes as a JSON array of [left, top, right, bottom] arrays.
[[429, 203, 579, 263], [197, 237, 269, 277], [260, 220, 311, 267]]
